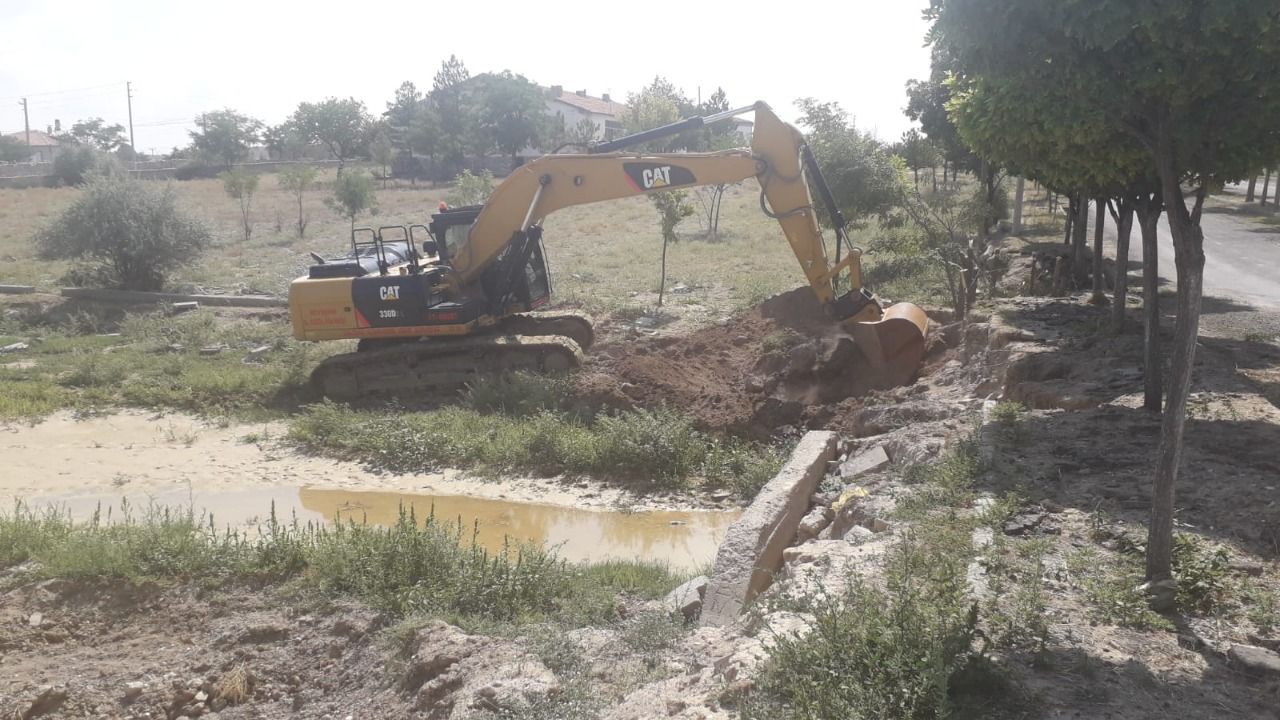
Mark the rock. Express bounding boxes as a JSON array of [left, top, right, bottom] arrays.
[[1229, 560, 1265, 577], [670, 283, 693, 294], [838, 446, 891, 478], [28, 611, 42, 627], [1139, 579, 1178, 614], [237, 623, 288, 645], [1003, 511, 1047, 536], [1228, 644, 1280, 678], [709, 491, 732, 502], [795, 505, 834, 543], [1, 341, 29, 353], [242, 345, 271, 363], [664, 575, 709, 620], [171, 301, 199, 313], [24, 685, 68, 718], [123, 681, 147, 703]]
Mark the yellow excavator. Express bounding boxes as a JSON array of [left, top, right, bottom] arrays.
[[289, 101, 929, 399]]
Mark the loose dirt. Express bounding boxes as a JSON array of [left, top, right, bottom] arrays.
[[577, 288, 951, 438]]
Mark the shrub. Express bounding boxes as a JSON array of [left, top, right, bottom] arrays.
[[52, 145, 104, 186], [35, 175, 211, 291], [745, 525, 978, 720], [446, 169, 495, 207]]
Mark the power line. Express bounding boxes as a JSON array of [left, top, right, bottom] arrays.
[[0, 81, 126, 103]]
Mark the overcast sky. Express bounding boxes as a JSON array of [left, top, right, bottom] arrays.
[[0, 0, 933, 154]]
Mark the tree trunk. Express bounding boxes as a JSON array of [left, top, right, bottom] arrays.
[[1064, 196, 1075, 245], [1073, 195, 1089, 283], [1111, 200, 1135, 333], [932, 166, 938, 194], [914, 167, 920, 188], [1146, 171, 1207, 586], [1247, 175, 1257, 202], [1013, 177, 1026, 234], [1137, 195, 1164, 413], [1263, 169, 1273, 206], [1090, 198, 1107, 303]]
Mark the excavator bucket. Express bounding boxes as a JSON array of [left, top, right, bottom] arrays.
[[846, 302, 930, 389]]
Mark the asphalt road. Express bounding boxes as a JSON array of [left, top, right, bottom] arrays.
[[1112, 186, 1280, 311]]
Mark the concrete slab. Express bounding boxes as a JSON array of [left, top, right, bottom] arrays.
[[701, 431, 837, 627], [0, 285, 36, 294], [839, 445, 890, 478]]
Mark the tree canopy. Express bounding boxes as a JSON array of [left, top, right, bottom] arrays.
[[292, 98, 372, 173], [65, 117, 129, 152], [189, 109, 263, 168]]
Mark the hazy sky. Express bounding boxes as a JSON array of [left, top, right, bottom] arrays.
[[0, 0, 933, 154]]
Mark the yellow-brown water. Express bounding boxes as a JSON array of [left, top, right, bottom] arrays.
[[31, 486, 740, 571]]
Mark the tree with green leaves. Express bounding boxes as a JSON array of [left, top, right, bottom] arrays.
[[905, 54, 976, 187], [797, 98, 903, 228], [431, 55, 472, 176], [931, 0, 1280, 597], [468, 71, 546, 166], [190, 109, 263, 168], [625, 77, 691, 152], [278, 165, 318, 237], [895, 129, 941, 189], [0, 135, 30, 163], [651, 190, 695, 306], [65, 117, 128, 151], [369, 125, 395, 186], [292, 98, 371, 175], [221, 168, 259, 250], [325, 171, 378, 233]]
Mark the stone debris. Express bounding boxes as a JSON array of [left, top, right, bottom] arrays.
[[664, 575, 709, 620], [838, 445, 890, 478], [243, 345, 272, 363], [794, 505, 834, 543], [199, 345, 226, 356], [1, 341, 29, 353], [1228, 644, 1280, 678], [23, 685, 68, 718], [171, 301, 199, 313]]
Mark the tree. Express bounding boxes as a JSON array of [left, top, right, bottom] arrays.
[[468, 71, 546, 166], [52, 145, 104, 186], [221, 169, 259, 249], [895, 129, 941, 188], [278, 164, 318, 238], [445, 169, 495, 207], [65, 117, 128, 151], [325, 171, 378, 233], [189, 109, 263, 168], [431, 55, 472, 176], [624, 76, 690, 152], [797, 98, 904, 227], [35, 175, 210, 290], [931, 0, 1280, 598], [0, 135, 31, 163], [650, 190, 695, 306], [369, 125, 395, 185], [292, 98, 371, 174], [905, 54, 978, 186]]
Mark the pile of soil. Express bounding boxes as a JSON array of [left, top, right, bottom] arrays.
[[576, 289, 950, 438]]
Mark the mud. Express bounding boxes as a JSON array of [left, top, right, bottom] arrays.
[[577, 289, 947, 438]]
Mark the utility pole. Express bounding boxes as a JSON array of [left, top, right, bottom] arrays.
[[126, 82, 135, 151], [19, 98, 30, 149]]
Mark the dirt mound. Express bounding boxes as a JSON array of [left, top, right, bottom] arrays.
[[577, 289, 945, 438]]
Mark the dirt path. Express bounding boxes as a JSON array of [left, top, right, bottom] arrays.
[[0, 410, 708, 513]]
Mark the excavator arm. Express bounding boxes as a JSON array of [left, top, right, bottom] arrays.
[[452, 102, 870, 317]]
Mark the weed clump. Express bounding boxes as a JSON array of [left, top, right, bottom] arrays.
[[0, 501, 685, 627], [290, 391, 783, 495]]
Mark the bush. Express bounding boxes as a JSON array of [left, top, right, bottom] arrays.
[[52, 145, 108, 186], [745, 525, 978, 720], [446, 169, 495, 207], [35, 175, 211, 291]]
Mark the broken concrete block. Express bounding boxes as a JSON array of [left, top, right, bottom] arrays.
[[795, 505, 834, 543], [171, 301, 199, 313], [0, 342, 29, 353], [663, 575, 708, 620], [243, 345, 271, 363], [199, 345, 225, 356], [701, 431, 838, 627], [838, 445, 890, 478]]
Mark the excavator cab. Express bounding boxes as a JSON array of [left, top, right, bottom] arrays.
[[429, 206, 553, 312]]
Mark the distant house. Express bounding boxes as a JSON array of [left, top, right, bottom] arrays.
[[2, 130, 62, 163], [732, 118, 754, 144], [521, 86, 629, 158]]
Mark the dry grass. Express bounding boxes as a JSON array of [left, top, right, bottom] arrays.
[[215, 663, 254, 705], [0, 171, 899, 319]]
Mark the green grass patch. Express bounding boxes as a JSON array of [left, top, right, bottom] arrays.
[[289, 396, 783, 495], [0, 310, 319, 421], [0, 500, 685, 627]]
